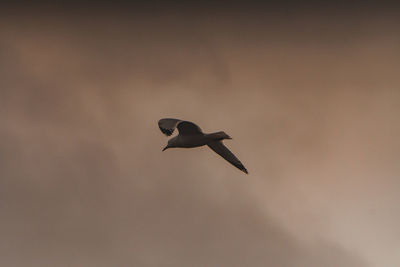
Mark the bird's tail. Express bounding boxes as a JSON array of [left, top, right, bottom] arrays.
[[210, 131, 232, 140]]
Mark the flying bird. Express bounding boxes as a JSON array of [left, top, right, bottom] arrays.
[[158, 118, 248, 174]]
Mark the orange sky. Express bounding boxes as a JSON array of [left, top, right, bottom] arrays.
[[1, 6, 399, 267]]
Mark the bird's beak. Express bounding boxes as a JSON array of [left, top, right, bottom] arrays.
[[162, 146, 168, 151]]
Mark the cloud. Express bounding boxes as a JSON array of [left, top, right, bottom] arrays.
[[2, 9, 400, 266]]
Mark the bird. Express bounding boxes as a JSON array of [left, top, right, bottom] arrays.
[[158, 118, 248, 174]]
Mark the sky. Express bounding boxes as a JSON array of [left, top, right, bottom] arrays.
[[1, 2, 400, 267]]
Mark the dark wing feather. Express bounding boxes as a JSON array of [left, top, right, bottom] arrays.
[[158, 118, 181, 136], [207, 141, 248, 174], [158, 118, 202, 136], [176, 121, 202, 135]]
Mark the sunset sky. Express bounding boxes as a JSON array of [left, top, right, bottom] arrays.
[[1, 2, 399, 266]]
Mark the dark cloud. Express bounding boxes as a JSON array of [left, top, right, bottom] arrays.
[[1, 9, 399, 266]]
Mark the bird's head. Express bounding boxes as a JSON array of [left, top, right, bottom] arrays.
[[162, 139, 175, 151]]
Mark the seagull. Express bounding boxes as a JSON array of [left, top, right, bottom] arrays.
[[158, 118, 248, 174]]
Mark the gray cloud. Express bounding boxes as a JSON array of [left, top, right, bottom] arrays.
[[1, 10, 399, 266]]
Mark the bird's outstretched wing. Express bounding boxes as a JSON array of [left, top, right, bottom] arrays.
[[207, 141, 248, 174], [158, 118, 203, 136]]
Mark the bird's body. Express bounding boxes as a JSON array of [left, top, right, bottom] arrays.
[[158, 118, 248, 174], [166, 132, 230, 148], [167, 134, 206, 148]]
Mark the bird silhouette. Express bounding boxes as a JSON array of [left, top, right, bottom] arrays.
[[158, 118, 248, 174]]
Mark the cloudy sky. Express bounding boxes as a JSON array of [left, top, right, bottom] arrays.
[[1, 2, 399, 266]]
